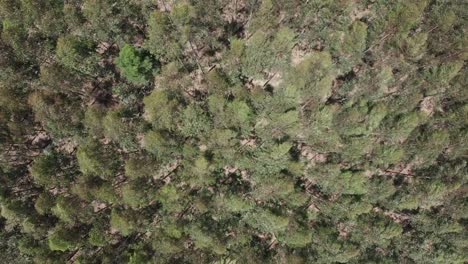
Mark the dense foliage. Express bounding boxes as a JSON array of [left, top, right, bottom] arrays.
[[0, 0, 466, 263]]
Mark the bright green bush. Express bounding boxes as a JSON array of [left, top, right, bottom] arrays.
[[116, 44, 153, 84]]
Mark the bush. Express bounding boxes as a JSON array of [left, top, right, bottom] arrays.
[[48, 225, 80, 252], [116, 44, 153, 84]]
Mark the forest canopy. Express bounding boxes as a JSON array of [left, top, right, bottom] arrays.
[[0, 0, 466, 263]]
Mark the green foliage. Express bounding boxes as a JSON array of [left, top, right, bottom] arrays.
[[48, 225, 80, 252], [51, 195, 91, 224], [88, 219, 111, 247], [351, 213, 403, 247], [83, 105, 106, 137], [56, 35, 97, 75], [124, 155, 158, 179], [333, 100, 389, 138], [251, 175, 294, 202], [307, 104, 342, 152], [225, 99, 255, 133], [372, 144, 405, 167], [142, 130, 178, 160], [116, 44, 153, 84], [407, 129, 449, 164], [244, 209, 289, 234], [82, 0, 122, 41], [287, 51, 335, 103], [386, 111, 424, 143], [278, 227, 312, 248], [187, 224, 226, 254], [240, 27, 296, 78], [34, 193, 55, 215], [317, 171, 369, 195], [184, 155, 216, 188], [424, 61, 464, 86], [179, 104, 212, 137], [16, 236, 50, 262], [388, 0, 428, 34], [145, 10, 182, 61], [102, 108, 139, 150], [215, 194, 253, 213], [30, 151, 71, 188], [236, 144, 288, 178], [110, 209, 138, 236], [76, 138, 120, 180], [0, 201, 31, 227], [121, 179, 154, 209], [255, 104, 301, 141], [0, 1, 466, 262], [321, 196, 373, 220], [157, 184, 183, 213], [93, 182, 119, 204], [143, 89, 181, 131], [400, 32, 428, 60], [128, 251, 151, 264], [249, 0, 277, 32], [0, 19, 29, 60], [160, 221, 183, 239], [343, 21, 368, 55], [28, 91, 84, 138]]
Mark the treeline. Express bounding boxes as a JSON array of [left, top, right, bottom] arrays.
[[0, 0, 466, 263]]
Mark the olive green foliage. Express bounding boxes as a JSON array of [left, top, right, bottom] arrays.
[[187, 224, 227, 254], [179, 104, 212, 137], [244, 209, 289, 234], [51, 195, 91, 224], [34, 193, 55, 215], [145, 10, 182, 62], [0, 0, 466, 263], [76, 139, 120, 180], [110, 209, 138, 236], [124, 155, 158, 179], [83, 104, 106, 136], [88, 219, 111, 247], [278, 227, 313, 248], [28, 90, 84, 138], [48, 225, 79, 252], [287, 51, 335, 103], [30, 151, 70, 188], [102, 108, 140, 150], [82, 0, 121, 41], [121, 179, 154, 209], [56, 35, 97, 75], [239, 27, 296, 78], [143, 89, 181, 131], [317, 171, 369, 195]]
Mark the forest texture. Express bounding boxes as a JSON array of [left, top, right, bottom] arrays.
[[0, 0, 467, 263]]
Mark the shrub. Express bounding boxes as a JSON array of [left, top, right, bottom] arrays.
[[116, 44, 153, 84], [48, 225, 80, 252]]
